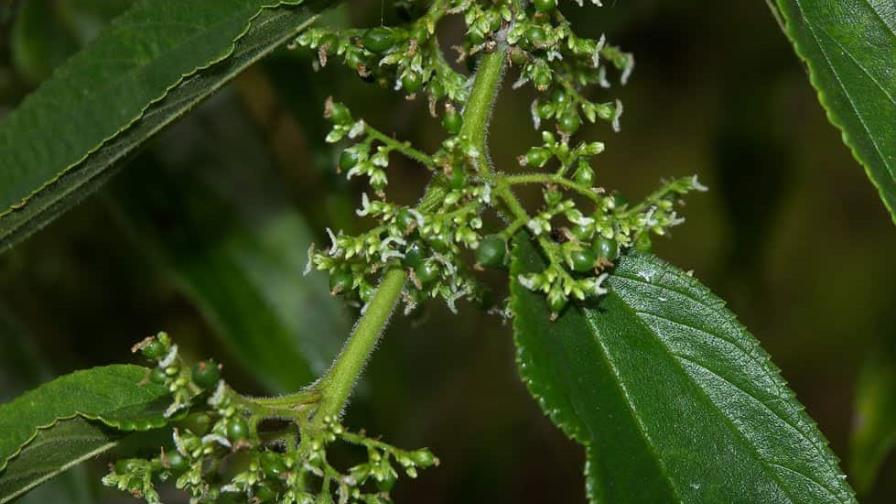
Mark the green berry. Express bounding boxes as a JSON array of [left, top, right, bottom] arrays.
[[261, 451, 287, 477], [526, 26, 547, 47], [363, 27, 397, 54], [403, 242, 426, 269], [227, 418, 249, 442], [411, 449, 437, 467], [149, 367, 167, 385], [401, 72, 423, 93], [428, 232, 451, 253], [165, 452, 188, 473], [329, 102, 351, 125], [476, 235, 506, 268], [593, 237, 619, 261], [329, 270, 353, 295], [525, 147, 550, 167], [574, 162, 594, 186], [141, 340, 165, 360], [635, 233, 653, 252], [415, 261, 440, 285], [558, 109, 582, 134], [114, 459, 140, 475], [533, 0, 557, 13], [570, 248, 597, 273], [339, 149, 359, 170], [509, 46, 529, 66], [442, 107, 463, 135], [549, 295, 568, 314], [396, 209, 417, 234], [180, 412, 212, 436], [191, 360, 220, 389], [571, 224, 592, 241]]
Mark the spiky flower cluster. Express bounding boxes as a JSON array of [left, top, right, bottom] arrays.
[[298, 0, 706, 317], [104, 333, 437, 503]]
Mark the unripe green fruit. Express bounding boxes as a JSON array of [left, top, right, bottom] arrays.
[[165, 452, 188, 473], [261, 451, 287, 477], [411, 449, 437, 467], [428, 232, 451, 253], [403, 243, 425, 269], [549, 295, 568, 314], [180, 412, 212, 436], [329, 270, 353, 295], [329, 102, 351, 125], [570, 249, 597, 273], [377, 471, 397, 492], [401, 72, 423, 93], [635, 233, 653, 252], [396, 209, 417, 234], [558, 109, 582, 134], [442, 108, 463, 135], [339, 149, 359, 170], [191, 360, 220, 389], [149, 367, 167, 385], [526, 26, 547, 46], [255, 485, 277, 502], [114, 459, 140, 475], [363, 27, 397, 54], [525, 148, 550, 167], [476, 235, 506, 268], [448, 168, 467, 190], [227, 418, 249, 442], [533, 0, 557, 13], [593, 237, 619, 261], [141, 340, 165, 360], [415, 261, 440, 285]]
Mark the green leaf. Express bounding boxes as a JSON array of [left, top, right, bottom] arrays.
[[850, 346, 896, 494], [10, 0, 78, 85], [511, 236, 856, 503], [0, 418, 115, 504], [0, 365, 169, 474], [111, 97, 346, 393], [0, 0, 335, 252], [772, 0, 896, 224]]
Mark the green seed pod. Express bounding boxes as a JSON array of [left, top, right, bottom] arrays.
[[164, 452, 189, 473], [509, 46, 529, 66], [570, 248, 597, 273], [362, 27, 397, 54], [180, 412, 212, 436], [526, 26, 547, 47], [476, 235, 506, 268], [548, 295, 568, 314], [396, 209, 418, 234], [329, 102, 351, 125], [401, 72, 423, 93], [261, 451, 287, 478], [141, 339, 165, 360], [149, 367, 167, 385], [525, 147, 550, 167], [403, 242, 426, 269], [191, 360, 220, 389], [574, 162, 594, 186]]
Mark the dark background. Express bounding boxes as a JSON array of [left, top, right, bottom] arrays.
[[1, 0, 895, 502]]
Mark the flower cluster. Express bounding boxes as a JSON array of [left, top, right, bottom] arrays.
[[104, 334, 437, 503], [298, 0, 705, 317]]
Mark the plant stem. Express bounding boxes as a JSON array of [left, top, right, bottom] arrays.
[[304, 44, 512, 427], [502, 173, 602, 204], [366, 126, 435, 169], [314, 268, 407, 420]]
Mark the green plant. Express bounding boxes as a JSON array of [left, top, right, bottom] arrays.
[[0, 0, 894, 502]]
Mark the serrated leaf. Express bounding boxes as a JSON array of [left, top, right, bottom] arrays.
[[0, 418, 116, 504], [511, 235, 856, 503], [111, 97, 346, 392], [0, 0, 336, 252], [0, 365, 169, 474], [772, 0, 896, 224], [850, 346, 896, 494]]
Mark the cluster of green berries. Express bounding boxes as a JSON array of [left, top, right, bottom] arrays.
[[300, 0, 703, 317], [105, 334, 437, 503]]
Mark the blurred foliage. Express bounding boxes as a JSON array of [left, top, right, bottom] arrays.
[[0, 0, 895, 502]]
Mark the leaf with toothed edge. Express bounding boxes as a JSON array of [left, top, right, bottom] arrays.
[[510, 234, 856, 503], [0, 365, 170, 474], [771, 0, 896, 224], [0, 0, 338, 252]]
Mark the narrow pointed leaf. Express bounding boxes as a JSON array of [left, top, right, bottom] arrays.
[[0, 0, 335, 252], [511, 236, 855, 503], [0, 365, 169, 474], [772, 0, 896, 223]]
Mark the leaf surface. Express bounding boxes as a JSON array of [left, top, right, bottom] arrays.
[[0, 418, 116, 504], [511, 236, 856, 503], [0, 365, 169, 473], [0, 0, 334, 251], [773, 0, 896, 223]]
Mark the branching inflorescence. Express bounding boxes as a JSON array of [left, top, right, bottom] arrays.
[[105, 1, 705, 502], [299, 0, 706, 319]]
